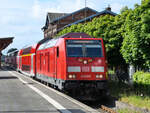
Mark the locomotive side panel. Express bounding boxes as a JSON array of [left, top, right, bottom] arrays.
[[54, 39, 67, 89], [36, 42, 58, 85]]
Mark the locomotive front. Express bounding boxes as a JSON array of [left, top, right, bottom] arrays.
[[64, 38, 108, 99]]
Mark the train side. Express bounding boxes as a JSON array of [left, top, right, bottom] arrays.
[[7, 33, 109, 99], [36, 38, 67, 89]]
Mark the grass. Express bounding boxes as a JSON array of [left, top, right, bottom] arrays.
[[109, 81, 150, 111], [117, 108, 140, 113], [120, 95, 150, 110]]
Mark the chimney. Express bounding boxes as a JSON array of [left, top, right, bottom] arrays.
[[106, 5, 111, 11]]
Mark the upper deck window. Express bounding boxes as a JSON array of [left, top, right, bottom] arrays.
[[22, 47, 31, 55], [38, 39, 58, 50], [66, 40, 103, 57]]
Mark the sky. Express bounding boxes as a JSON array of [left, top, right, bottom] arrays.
[[0, 0, 141, 54]]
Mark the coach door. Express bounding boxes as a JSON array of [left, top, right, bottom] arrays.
[[43, 53, 47, 76], [31, 54, 34, 76], [53, 47, 57, 82]]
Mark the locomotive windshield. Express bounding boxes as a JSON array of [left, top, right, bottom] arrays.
[[66, 40, 103, 57]]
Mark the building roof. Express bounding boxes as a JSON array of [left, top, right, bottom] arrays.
[[61, 9, 117, 30], [42, 7, 98, 30], [47, 13, 68, 23], [43, 13, 67, 30], [50, 7, 98, 24], [0, 37, 14, 51]]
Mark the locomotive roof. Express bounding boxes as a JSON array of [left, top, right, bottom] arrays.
[[56, 32, 92, 39], [37, 37, 52, 45], [37, 38, 58, 50], [38, 33, 92, 50]]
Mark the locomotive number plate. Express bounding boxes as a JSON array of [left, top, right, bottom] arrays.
[[81, 75, 91, 78], [81, 66, 90, 72]]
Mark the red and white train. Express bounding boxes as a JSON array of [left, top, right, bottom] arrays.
[[6, 33, 109, 99]]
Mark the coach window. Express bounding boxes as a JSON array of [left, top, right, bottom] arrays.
[[57, 47, 59, 57], [47, 53, 50, 72]]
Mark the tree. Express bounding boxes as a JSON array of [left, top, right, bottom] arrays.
[[121, 0, 150, 69], [120, 6, 129, 14]]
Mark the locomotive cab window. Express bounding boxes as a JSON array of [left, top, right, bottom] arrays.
[[66, 40, 103, 57], [85, 44, 102, 57], [66, 44, 83, 57]]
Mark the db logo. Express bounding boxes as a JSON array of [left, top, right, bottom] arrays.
[[98, 59, 102, 63]]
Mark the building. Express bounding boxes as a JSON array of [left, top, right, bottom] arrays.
[[42, 7, 117, 38], [0, 37, 14, 68], [63, 7, 117, 30]]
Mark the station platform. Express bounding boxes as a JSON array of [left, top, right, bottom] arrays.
[[0, 67, 100, 113]]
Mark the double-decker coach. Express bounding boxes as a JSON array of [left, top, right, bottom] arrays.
[[17, 45, 38, 77], [36, 33, 108, 99]]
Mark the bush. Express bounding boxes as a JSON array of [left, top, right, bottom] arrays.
[[133, 71, 150, 95]]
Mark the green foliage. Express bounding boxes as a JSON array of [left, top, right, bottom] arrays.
[[133, 71, 150, 95], [109, 81, 150, 111], [121, 0, 150, 68], [133, 71, 150, 85], [120, 95, 150, 111], [117, 108, 140, 113], [120, 6, 129, 14]]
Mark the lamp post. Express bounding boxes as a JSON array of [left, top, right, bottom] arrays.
[[84, 0, 87, 23]]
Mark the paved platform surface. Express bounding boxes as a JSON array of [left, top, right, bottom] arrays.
[[0, 68, 99, 113]]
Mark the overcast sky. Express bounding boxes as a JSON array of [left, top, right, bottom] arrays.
[[0, 0, 141, 54]]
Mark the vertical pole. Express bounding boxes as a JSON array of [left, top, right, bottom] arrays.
[[84, 0, 87, 23], [129, 65, 135, 85]]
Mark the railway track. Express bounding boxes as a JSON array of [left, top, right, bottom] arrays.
[[101, 105, 117, 113], [79, 96, 117, 113]]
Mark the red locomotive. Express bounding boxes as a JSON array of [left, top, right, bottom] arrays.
[[7, 33, 109, 100]]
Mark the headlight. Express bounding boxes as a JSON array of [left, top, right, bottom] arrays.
[[68, 74, 73, 79], [99, 74, 103, 78], [72, 74, 76, 79], [68, 74, 76, 79], [96, 74, 103, 79]]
